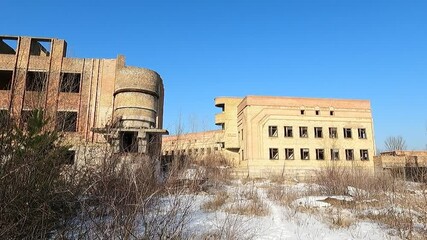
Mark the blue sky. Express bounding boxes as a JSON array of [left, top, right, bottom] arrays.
[[2, 0, 426, 150]]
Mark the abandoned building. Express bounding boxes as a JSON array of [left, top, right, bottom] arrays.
[[162, 96, 376, 178], [0, 36, 167, 164], [375, 151, 427, 182]]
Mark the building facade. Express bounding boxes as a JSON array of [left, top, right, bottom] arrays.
[[0, 36, 166, 164], [374, 151, 427, 182], [163, 96, 376, 178]]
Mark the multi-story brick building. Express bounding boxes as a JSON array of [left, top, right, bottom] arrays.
[[163, 96, 376, 178], [0, 36, 166, 164]]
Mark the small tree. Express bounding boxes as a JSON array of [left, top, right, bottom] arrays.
[[384, 136, 407, 151], [0, 109, 77, 239]]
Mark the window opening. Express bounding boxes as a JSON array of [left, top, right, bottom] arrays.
[[300, 148, 309, 160], [360, 149, 369, 160], [343, 128, 352, 138], [358, 128, 367, 139], [119, 131, 138, 153], [315, 110, 320, 115], [316, 149, 325, 160], [285, 148, 294, 160], [268, 126, 278, 137], [314, 127, 323, 138], [30, 39, 51, 56], [330, 111, 334, 116], [331, 149, 340, 160], [56, 111, 77, 132], [300, 110, 305, 115], [0, 37, 18, 54], [329, 127, 337, 138], [64, 150, 76, 165], [0, 70, 13, 90], [60, 73, 81, 93], [269, 148, 279, 160], [26, 71, 47, 91], [345, 149, 354, 160], [284, 126, 293, 137], [299, 126, 308, 138]]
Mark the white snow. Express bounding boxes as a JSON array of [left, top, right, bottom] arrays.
[[179, 181, 401, 240]]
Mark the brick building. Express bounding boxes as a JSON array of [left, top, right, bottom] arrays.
[[0, 36, 167, 164]]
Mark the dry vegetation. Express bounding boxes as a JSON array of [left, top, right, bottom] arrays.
[[2, 111, 426, 239], [263, 165, 427, 239]]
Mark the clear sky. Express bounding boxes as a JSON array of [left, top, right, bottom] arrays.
[[2, 0, 426, 150]]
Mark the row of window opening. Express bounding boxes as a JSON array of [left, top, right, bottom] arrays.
[[269, 126, 367, 139], [269, 148, 369, 161], [300, 109, 334, 116], [0, 70, 81, 93], [164, 147, 220, 156]]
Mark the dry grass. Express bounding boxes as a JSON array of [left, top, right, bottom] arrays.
[[202, 191, 229, 212]]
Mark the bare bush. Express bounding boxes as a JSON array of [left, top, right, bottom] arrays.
[[384, 136, 407, 151]]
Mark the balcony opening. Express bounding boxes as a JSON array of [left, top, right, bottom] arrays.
[[0, 37, 18, 54], [119, 131, 138, 153], [60, 73, 81, 93], [26, 71, 48, 91], [0, 70, 13, 90], [30, 38, 51, 56]]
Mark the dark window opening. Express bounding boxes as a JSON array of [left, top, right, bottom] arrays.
[[358, 128, 367, 139], [330, 111, 334, 116], [299, 126, 308, 138], [316, 149, 325, 160], [300, 110, 305, 115], [0, 70, 13, 90], [315, 110, 320, 115], [345, 149, 354, 160], [64, 150, 75, 165], [360, 149, 369, 160], [301, 148, 310, 160], [269, 148, 279, 160], [285, 148, 294, 160], [314, 127, 323, 138], [120, 131, 138, 153], [56, 111, 77, 132], [30, 39, 51, 56], [60, 73, 81, 93], [344, 128, 352, 138], [284, 126, 293, 137], [331, 149, 340, 160], [329, 127, 337, 138], [26, 71, 47, 91], [268, 126, 278, 137], [0, 37, 18, 54]]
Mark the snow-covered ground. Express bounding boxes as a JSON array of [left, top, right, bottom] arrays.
[[180, 180, 402, 240]]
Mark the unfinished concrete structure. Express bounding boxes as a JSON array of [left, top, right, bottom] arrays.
[[0, 36, 166, 163], [375, 151, 427, 182], [163, 96, 376, 178]]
